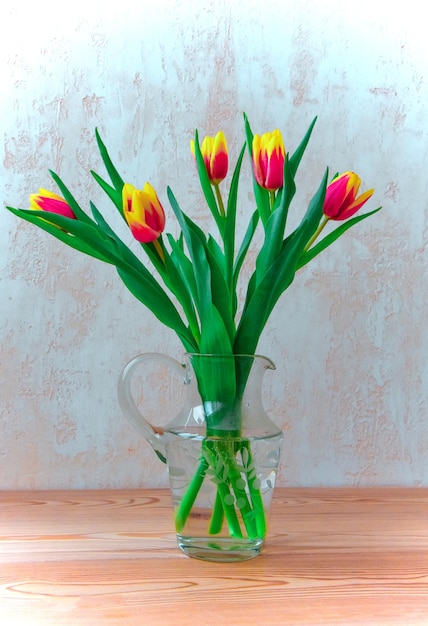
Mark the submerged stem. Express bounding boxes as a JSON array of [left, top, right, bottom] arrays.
[[174, 455, 209, 533], [209, 490, 225, 534], [241, 440, 267, 537]]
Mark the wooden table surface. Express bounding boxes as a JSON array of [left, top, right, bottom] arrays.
[[1, 488, 427, 625]]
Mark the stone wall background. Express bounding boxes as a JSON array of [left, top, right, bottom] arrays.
[[2, 0, 427, 488]]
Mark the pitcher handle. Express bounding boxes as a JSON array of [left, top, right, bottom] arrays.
[[117, 352, 185, 463]]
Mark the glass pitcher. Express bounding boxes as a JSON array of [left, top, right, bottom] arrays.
[[118, 352, 283, 562]]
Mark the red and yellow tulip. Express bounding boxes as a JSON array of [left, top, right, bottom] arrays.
[[122, 182, 166, 243], [252, 130, 285, 191], [323, 172, 374, 221], [30, 189, 76, 219], [191, 131, 228, 185]]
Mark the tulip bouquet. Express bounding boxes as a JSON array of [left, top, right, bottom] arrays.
[[6, 114, 379, 549]]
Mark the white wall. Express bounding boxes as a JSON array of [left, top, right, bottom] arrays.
[[2, 0, 427, 488]]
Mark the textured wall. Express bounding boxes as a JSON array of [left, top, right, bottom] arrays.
[[2, 0, 427, 489]]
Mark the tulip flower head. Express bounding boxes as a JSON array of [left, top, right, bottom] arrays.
[[323, 172, 374, 221], [122, 182, 166, 244], [30, 189, 76, 220], [191, 131, 228, 185], [252, 129, 285, 191]]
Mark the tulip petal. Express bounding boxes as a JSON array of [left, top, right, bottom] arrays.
[[143, 183, 166, 231], [30, 189, 76, 219], [122, 183, 136, 214], [125, 213, 162, 243], [335, 188, 375, 220], [210, 151, 228, 185], [264, 149, 284, 191], [252, 135, 265, 188], [252, 130, 285, 191]]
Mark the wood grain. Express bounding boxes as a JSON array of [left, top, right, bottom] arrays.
[[1, 488, 427, 625]]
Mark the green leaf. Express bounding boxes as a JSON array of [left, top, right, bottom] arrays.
[[90, 128, 125, 215], [199, 305, 233, 356], [167, 187, 211, 315], [9, 207, 125, 262], [206, 236, 227, 277], [89, 207, 194, 340], [223, 143, 246, 282], [166, 249, 200, 343], [254, 154, 296, 284], [234, 169, 328, 355], [168, 187, 232, 356], [6, 206, 114, 264], [89, 201, 150, 270], [90, 201, 122, 240], [91, 170, 123, 214], [167, 234, 199, 305], [148, 237, 200, 344], [191, 355, 237, 428], [288, 116, 317, 177], [207, 236, 235, 343], [265, 169, 329, 308], [94, 128, 125, 192], [297, 206, 382, 269], [238, 271, 257, 322], [7, 204, 198, 353], [232, 210, 259, 314], [47, 170, 95, 225], [116, 266, 197, 352]]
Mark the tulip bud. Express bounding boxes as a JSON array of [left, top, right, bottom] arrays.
[[252, 129, 285, 191], [30, 189, 76, 219], [323, 172, 374, 221], [123, 182, 166, 243], [191, 131, 228, 185]]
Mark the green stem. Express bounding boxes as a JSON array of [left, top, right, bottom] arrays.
[[152, 238, 165, 263], [225, 443, 258, 539], [269, 190, 276, 212], [214, 183, 225, 217], [304, 214, 329, 252]]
